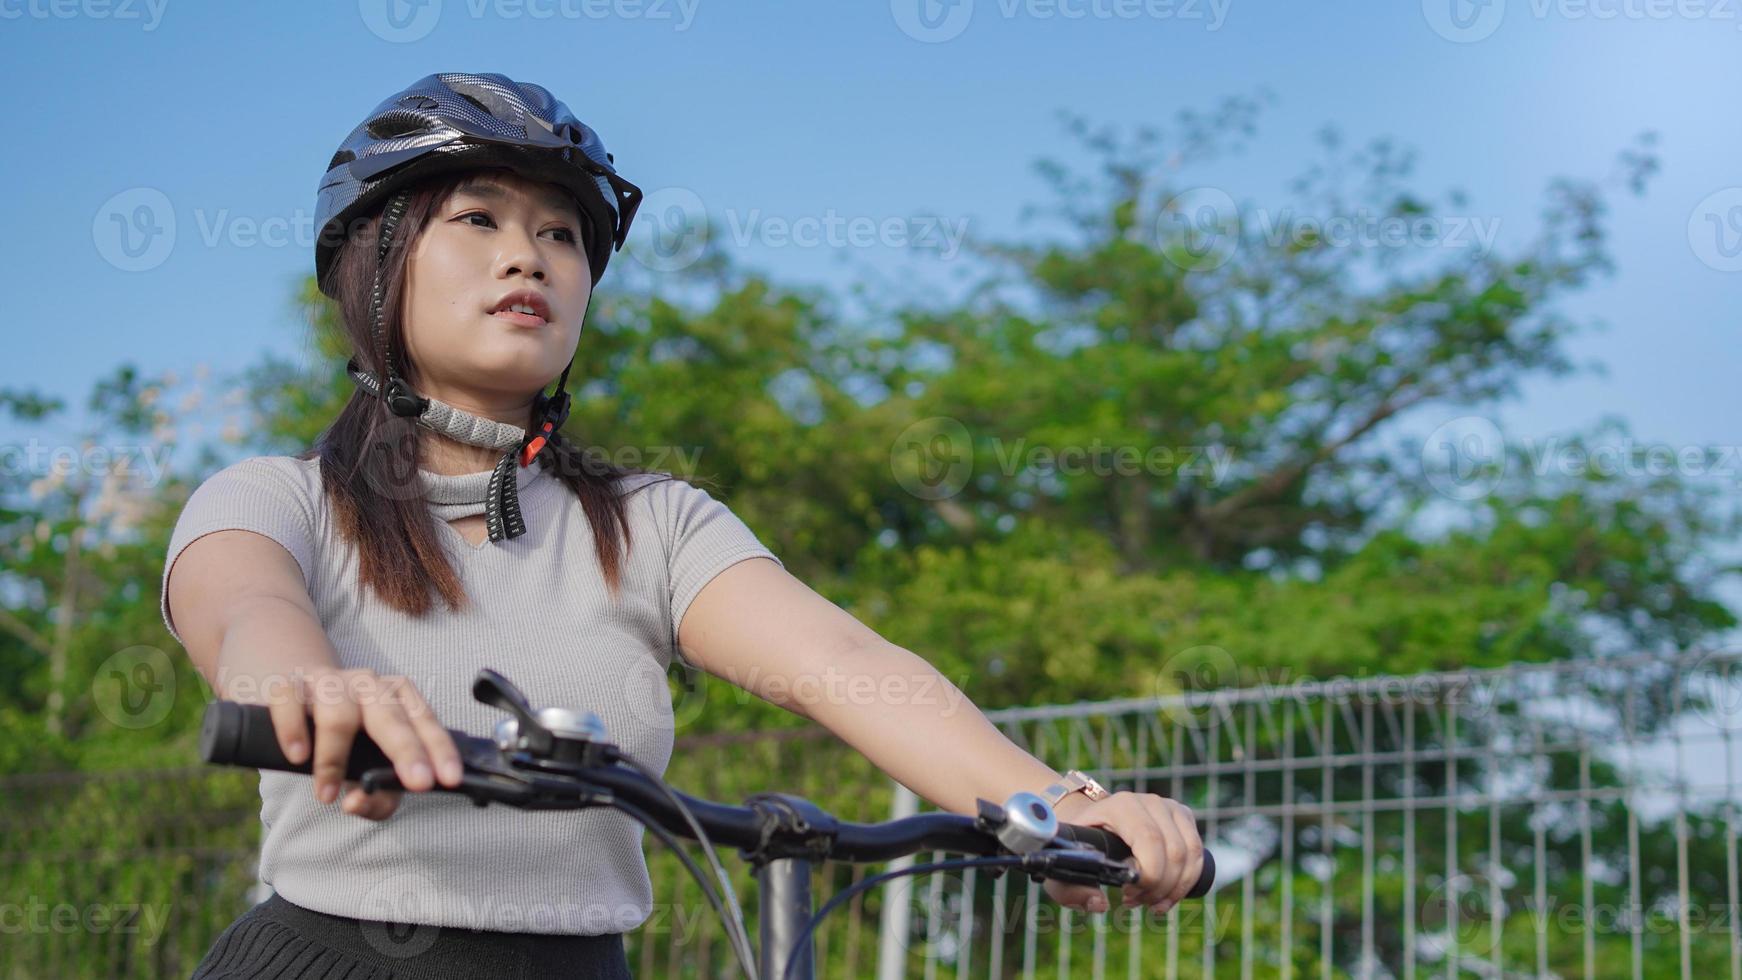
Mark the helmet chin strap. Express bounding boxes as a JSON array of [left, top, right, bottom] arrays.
[[345, 358, 572, 544], [351, 189, 575, 544]]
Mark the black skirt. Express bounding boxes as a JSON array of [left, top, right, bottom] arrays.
[[190, 892, 632, 980]]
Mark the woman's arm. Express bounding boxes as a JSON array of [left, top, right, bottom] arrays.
[[168, 529, 463, 817], [677, 557, 1205, 914]]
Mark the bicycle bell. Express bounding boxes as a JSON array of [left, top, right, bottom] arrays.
[[996, 791, 1060, 854]]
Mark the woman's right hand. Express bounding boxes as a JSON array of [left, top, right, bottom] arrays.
[[266, 667, 464, 821]]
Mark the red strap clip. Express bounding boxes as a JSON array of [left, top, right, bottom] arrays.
[[519, 420, 556, 467]]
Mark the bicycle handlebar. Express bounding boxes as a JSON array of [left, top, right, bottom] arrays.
[[199, 697, 1214, 899]]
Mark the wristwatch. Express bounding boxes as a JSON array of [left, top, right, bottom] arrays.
[[1041, 769, 1111, 810]]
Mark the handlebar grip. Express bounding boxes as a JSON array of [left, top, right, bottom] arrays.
[[1062, 823, 1217, 898], [200, 701, 394, 781]]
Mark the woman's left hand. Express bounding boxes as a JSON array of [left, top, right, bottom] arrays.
[[1043, 791, 1204, 916]]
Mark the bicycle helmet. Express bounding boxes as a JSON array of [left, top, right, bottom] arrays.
[[314, 71, 642, 294], [314, 72, 643, 543]]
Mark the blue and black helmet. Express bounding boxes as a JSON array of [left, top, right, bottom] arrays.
[[313, 72, 643, 296]]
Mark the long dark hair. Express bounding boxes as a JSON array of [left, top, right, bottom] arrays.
[[303, 167, 675, 616]]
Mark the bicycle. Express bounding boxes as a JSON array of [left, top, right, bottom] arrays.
[[199, 667, 1217, 979]]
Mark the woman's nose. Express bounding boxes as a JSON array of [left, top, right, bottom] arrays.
[[496, 227, 547, 281]]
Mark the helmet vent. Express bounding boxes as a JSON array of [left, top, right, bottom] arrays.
[[328, 149, 357, 171], [366, 112, 428, 141], [456, 92, 494, 116]]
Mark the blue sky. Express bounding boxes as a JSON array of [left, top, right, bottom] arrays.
[[2, 0, 1737, 499]]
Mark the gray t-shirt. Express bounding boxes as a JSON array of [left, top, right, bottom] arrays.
[[160, 454, 782, 935]]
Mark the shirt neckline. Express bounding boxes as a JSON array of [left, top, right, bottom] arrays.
[[418, 462, 554, 550]]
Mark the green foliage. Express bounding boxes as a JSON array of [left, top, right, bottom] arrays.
[[0, 99, 1735, 978]]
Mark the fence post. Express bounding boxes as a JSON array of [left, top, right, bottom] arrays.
[[876, 781, 919, 980]]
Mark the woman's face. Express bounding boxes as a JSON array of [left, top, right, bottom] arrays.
[[400, 171, 593, 414]]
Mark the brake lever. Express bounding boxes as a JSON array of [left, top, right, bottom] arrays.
[[1020, 845, 1142, 887]]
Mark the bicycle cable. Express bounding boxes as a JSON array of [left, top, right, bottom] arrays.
[[780, 856, 1028, 980], [606, 797, 759, 979], [609, 753, 758, 977]]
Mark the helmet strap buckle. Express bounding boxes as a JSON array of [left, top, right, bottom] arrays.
[[533, 389, 570, 430], [384, 377, 429, 418]]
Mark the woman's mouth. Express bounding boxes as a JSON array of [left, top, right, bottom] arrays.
[[491, 308, 547, 328]]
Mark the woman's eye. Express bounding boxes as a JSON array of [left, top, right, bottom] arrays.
[[457, 212, 575, 245]]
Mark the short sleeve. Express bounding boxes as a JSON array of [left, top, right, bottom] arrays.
[[645, 476, 783, 660], [160, 456, 319, 647]]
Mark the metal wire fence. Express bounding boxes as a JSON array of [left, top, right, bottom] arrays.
[[878, 651, 1741, 979], [3, 652, 1736, 978]]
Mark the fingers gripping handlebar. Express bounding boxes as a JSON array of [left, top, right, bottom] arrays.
[[198, 674, 1215, 899]]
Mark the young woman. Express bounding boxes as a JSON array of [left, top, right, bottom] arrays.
[[164, 72, 1204, 979]]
